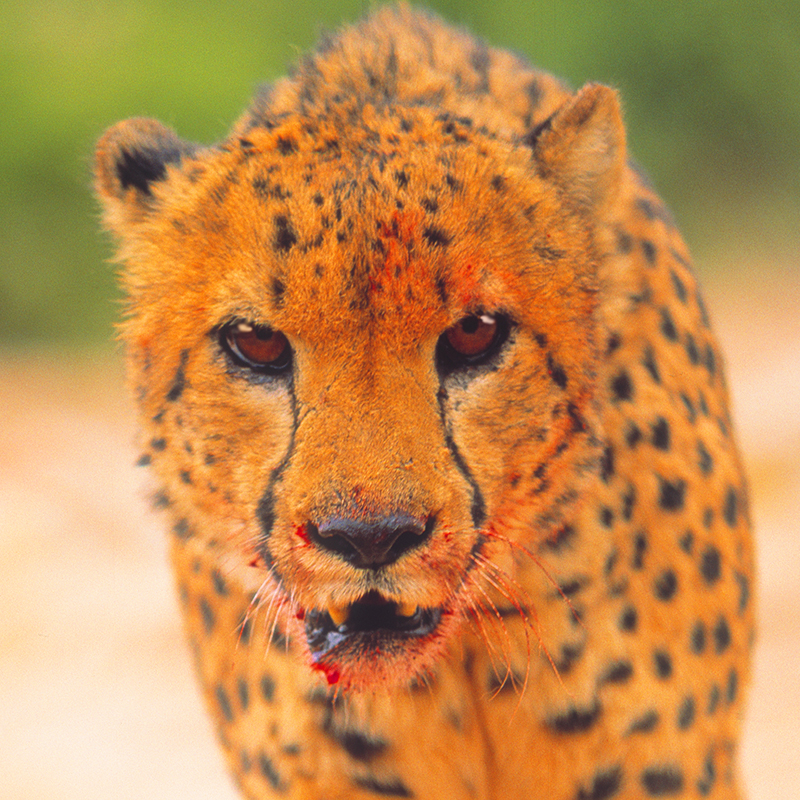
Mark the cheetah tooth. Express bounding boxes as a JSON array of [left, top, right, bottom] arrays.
[[327, 604, 349, 627], [396, 601, 418, 618]]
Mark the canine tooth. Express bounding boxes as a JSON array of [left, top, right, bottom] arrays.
[[397, 601, 418, 618], [327, 604, 349, 627]]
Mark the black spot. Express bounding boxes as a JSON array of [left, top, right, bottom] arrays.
[[723, 486, 738, 527], [622, 484, 636, 521], [654, 569, 678, 601], [610, 370, 633, 401], [659, 308, 678, 341], [353, 775, 412, 797], [735, 571, 750, 614], [726, 668, 738, 704], [276, 136, 297, 154], [136, 453, 152, 466], [600, 506, 614, 528], [651, 417, 670, 450], [172, 518, 191, 539], [640, 239, 657, 265], [705, 343, 717, 376], [150, 437, 167, 451], [334, 729, 388, 762], [653, 650, 672, 679], [393, 168, 409, 187], [699, 545, 721, 585], [619, 605, 638, 632], [670, 269, 688, 303], [554, 642, 585, 673], [258, 752, 285, 791], [642, 346, 661, 384], [548, 700, 601, 733], [166, 349, 188, 402], [600, 660, 633, 684], [707, 684, 720, 714], [685, 332, 700, 364], [697, 750, 716, 795], [713, 616, 731, 654], [690, 621, 706, 654], [658, 477, 686, 511], [238, 616, 252, 645], [627, 710, 659, 735], [274, 214, 297, 251], [632, 531, 647, 570], [490, 175, 506, 191], [547, 353, 568, 389], [642, 766, 684, 795], [600, 445, 615, 483], [625, 422, 642, 448], [260, 675, 276, 702], [680, 393, 696, 423], [271, 277, 286, 306], [557, 578, 586, 598], [200, 597, 215, 634], [679, 530, 694, 553], [703, 507, 714, 528], [677, 695, 696, 729], [616, 230, 633, 253], [215, 684, 234, 722], [575, 767, 623, 800], [541, 523, 577, 553], [237, 678, 249, 711], [180, 469, 192, 485], [421, 196, 439, 213], [212, 570, 228, 596], [423, 225, 451, 247], [697, 441, 713, 475]]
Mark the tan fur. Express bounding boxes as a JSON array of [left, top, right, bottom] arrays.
[[95, 6, 753, 799]]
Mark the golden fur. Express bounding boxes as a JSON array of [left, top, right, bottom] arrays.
[[95, 6, 753, 799]]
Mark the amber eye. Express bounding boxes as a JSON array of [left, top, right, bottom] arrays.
[[222, 321, 292, 372], [436, 313, 510, 375], [444, 314, 499, 356]]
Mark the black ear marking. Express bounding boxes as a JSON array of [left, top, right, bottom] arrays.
[[116, 142, 187, 195], [95, 117, 197, 203]]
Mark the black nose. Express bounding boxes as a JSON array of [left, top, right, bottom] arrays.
[[306, 514, 433, 569]]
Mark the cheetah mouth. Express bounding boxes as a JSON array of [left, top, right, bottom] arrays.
[[304, 591, 443, 662]]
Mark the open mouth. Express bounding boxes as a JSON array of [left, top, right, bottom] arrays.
[[304, 590, 443, 662]]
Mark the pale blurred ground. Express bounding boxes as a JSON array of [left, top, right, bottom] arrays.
[[0, 267, 798, 799]]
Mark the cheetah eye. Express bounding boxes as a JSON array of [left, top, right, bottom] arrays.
[[436, 313, 510, 374], [221, 321, 292, 373]]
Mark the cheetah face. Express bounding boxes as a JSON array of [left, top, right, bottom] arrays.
[[95, 85, 624, 689]]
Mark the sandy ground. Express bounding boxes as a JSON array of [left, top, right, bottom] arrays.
[[1, 269, 798, 799]]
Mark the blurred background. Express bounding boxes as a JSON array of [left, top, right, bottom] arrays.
[[1, 0, 797, 797]]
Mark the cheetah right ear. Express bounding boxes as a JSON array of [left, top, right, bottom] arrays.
[[527, 83, 626, 212], [94, 118, 197, 235]]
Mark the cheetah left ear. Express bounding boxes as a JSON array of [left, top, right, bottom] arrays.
[[527, 83, 626, 212], [94, 117, 198, 236]]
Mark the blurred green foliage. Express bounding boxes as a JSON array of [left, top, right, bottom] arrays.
[[1, 0, 798, 342]]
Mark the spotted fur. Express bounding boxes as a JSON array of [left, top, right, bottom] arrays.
[[95, 6, 753, 799]]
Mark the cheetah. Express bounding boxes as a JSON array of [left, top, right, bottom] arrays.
[[94, 5, 754, 799]]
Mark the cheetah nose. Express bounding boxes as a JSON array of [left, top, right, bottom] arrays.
[[307, 514, 433, 569]]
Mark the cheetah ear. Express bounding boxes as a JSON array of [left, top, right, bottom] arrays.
[[94, 118, 197, 233], [527, 83, 626, 211]]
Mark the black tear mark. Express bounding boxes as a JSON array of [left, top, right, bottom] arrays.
[[166, 349, 188, 402], [437, 389, 486, 529]]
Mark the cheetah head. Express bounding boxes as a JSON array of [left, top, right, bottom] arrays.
[[95, 84, 625, 690]]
